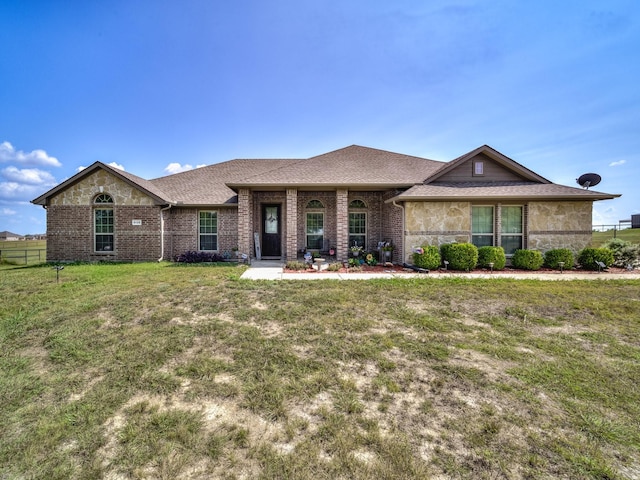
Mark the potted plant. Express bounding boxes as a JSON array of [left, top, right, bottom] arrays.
[[350, 245, 363, 257], [381, 242, 394, 259]]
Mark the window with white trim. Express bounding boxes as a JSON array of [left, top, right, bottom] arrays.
[[349, 199, 367, 248], [472, 206, 494, 248], [94, 194, 114, 252], [501, 206, 523, 255], [306, 212, 324, 249], [199, 211, 218, 251], [473, 161, 484, 176]]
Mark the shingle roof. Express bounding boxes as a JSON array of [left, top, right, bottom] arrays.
[[391, 182, 620, 201], [227, 145, 444, 187], [150, 159, 301, 205], [31, 145, 621, 207]]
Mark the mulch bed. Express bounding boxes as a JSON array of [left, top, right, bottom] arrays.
[[284, 264, 637, 275]]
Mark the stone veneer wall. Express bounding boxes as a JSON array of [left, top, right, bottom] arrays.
[[527, 201, 593, 254], [49, 170, 156, 206], [46, 170, 162, 262], [404, 201, 471, 263]]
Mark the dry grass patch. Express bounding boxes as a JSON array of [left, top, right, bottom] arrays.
[[1, 264, 639, 479]]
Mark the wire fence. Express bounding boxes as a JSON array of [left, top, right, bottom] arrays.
[[0, 248, 47, 265], [592, 224, 631, 233]]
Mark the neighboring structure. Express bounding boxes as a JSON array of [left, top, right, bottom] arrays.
[[0, 231, 24, 241], [632, 214, 640, 229], [32, 145, 620, 263]]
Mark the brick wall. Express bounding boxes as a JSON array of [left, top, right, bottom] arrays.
[[46, 204, 162, 261], [382, 190, 404, 263], [286, 189, 297, 260], [297, 191, 337, 254], [165, 206, 238, 260]]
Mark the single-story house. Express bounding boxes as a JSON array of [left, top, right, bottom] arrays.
[[32, 145, 620, 263], [0, 231, 24, 241]]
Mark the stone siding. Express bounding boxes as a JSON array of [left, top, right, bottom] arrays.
[[50, 170, 156, 206], [528, 201, 593, 254], [404, 201, 470, 263]]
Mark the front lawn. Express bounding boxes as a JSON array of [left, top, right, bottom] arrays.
[[1, 262, 639, 479]]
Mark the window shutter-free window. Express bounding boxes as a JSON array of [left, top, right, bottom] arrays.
[[501, 206, 523, 255], [472, 206, 494, 247], [199, 211, 218, 251], [306, 212, 324, 249]]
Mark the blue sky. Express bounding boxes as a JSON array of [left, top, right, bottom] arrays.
[[1, 1, 638, 235]]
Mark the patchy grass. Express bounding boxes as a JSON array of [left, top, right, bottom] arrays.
[[1, 262, 639, 479]]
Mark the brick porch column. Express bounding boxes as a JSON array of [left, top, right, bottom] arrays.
[[336, 189, 349, 261], [238, 188, 251, 255], [286, 188, 297, 260]]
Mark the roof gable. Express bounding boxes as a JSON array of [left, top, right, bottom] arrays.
[[425, 145, 551, 184], [31, 162, 173, 206]]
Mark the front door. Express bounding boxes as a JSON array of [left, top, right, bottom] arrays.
[[262, 204, 281, 257]]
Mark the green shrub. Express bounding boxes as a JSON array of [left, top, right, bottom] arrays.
[[511, 249, 544, 270], [601, 238, 640, 269], [577, 248, 614, 271], [328, 262, 342, 271], [412, 245, 441, 270], [543, 248, 574, 269], [440, 243, 478, 271], [477, 246, 506, 270]]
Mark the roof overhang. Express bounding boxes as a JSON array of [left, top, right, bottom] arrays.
[[31, 161, 172, 206]]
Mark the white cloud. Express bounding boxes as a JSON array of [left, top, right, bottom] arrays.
[[2, 207, 17, 215], [1, 166, 57, 186], [164, 163, 205, 174], [76, 161, 125, 172], [0, 141, 62, 167], [0, 182, 46, 201], [609, 160, 626, 167], [76, 162, 126, 173], [107, 162, 125, 171]]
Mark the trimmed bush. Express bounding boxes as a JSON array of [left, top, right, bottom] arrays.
[[577, 248, 614, 271], [477, 246, 506, 270], [440, 243, 478, 271], [543, 248, 574, 270], [412, 245, 441, 270], [601, 238, 640, 269], [511, 249, 544, 271]]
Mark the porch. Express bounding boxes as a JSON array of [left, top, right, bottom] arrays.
[[236, 188, 403, 262]]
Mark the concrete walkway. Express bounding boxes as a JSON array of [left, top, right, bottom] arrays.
[[240, 260, 640, 281]]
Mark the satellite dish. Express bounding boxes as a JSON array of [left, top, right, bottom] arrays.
[[576, 173, 601, 189]]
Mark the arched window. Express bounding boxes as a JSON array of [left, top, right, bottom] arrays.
[[305, 200, 324, 249], [94, 193, 114, 252], [348, 199, 367, 248], [94, 193, 114, 204]]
